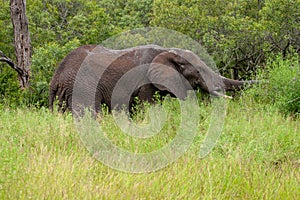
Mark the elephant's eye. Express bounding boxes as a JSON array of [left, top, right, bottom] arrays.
[[179, 64, 185, 69]]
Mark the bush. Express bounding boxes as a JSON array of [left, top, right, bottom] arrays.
[[151, 0, 300, 79], [0, 67, 23, 108], [0, 39, 80, 108], [249, 53, 300, 116], [24, 39, 81, 108]]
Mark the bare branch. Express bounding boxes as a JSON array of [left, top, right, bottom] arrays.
[[0, 50, 16, 68], [0, 50, 27, 78]]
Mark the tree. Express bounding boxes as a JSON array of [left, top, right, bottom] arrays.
[[26, 0, 112, 46], [0, 0, 31, 89], [151, 0, 300, 79]]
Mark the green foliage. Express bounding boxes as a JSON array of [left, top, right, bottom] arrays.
[[151, 0, 266, 78], [0, 67, 23, 108], [0, 39, 80, 108], [27, 0, 113, 45], [0, 1, 21, 107], [0, 0, 14, 55], [24, 39, 81, 107], [1, 1, 299, 196], [1, 0, 300, 110], [247, 53, 300, 116], [151, 0, 300, 79], [99, 0, 153, 29], [260, 0, 300, 55]]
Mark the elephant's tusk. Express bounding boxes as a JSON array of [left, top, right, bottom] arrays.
[[211, 91, 233, 99]]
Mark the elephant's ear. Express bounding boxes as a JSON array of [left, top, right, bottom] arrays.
[[147, 51, 188, 99]]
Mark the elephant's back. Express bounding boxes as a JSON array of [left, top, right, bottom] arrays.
[[57, 44, 98, 73], [49, 45, 98, 109], [52, 45, 98, 88], [96, 46, 165, 107]]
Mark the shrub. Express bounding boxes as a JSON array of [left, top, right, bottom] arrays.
[[249, 53, 300, 116], [0, 39, 80, 108], [24, 39, 81, 108], [0, 67, 23, 108]]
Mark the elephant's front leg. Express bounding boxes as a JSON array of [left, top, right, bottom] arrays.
[[129, 84, 158, 111], [137, 84, 159, 103]]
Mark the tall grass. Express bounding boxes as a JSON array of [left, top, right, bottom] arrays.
[[0, 97, 299, 199]]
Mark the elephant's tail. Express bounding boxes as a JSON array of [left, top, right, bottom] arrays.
[[49, 81, 58, 112]]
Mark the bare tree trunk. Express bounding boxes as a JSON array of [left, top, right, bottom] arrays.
[[9, 0, 31, 89]]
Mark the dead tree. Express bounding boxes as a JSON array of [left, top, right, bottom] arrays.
[[0, 0, 31, 89]]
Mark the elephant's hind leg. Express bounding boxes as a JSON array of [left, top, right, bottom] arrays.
[[57, 87, 68, 113]]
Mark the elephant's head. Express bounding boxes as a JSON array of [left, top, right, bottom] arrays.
[[147, 50, 231, 99], [147, 50, 199, 99]]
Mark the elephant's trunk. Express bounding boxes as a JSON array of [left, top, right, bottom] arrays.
[[221, 77, 257, 91]]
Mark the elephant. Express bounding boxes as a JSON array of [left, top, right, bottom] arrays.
[[49, 44, 256, 114]]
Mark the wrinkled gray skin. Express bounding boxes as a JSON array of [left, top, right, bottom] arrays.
[[49, 45, 255, 113]]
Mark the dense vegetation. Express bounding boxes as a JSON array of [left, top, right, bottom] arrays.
[[0, 0, 299, 115], [0, 1, 299, 199]]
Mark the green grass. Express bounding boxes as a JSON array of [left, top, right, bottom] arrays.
[[0, 97, 299, 199]]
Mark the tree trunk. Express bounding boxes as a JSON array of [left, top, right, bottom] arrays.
[[10, 0, 31, 89]]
